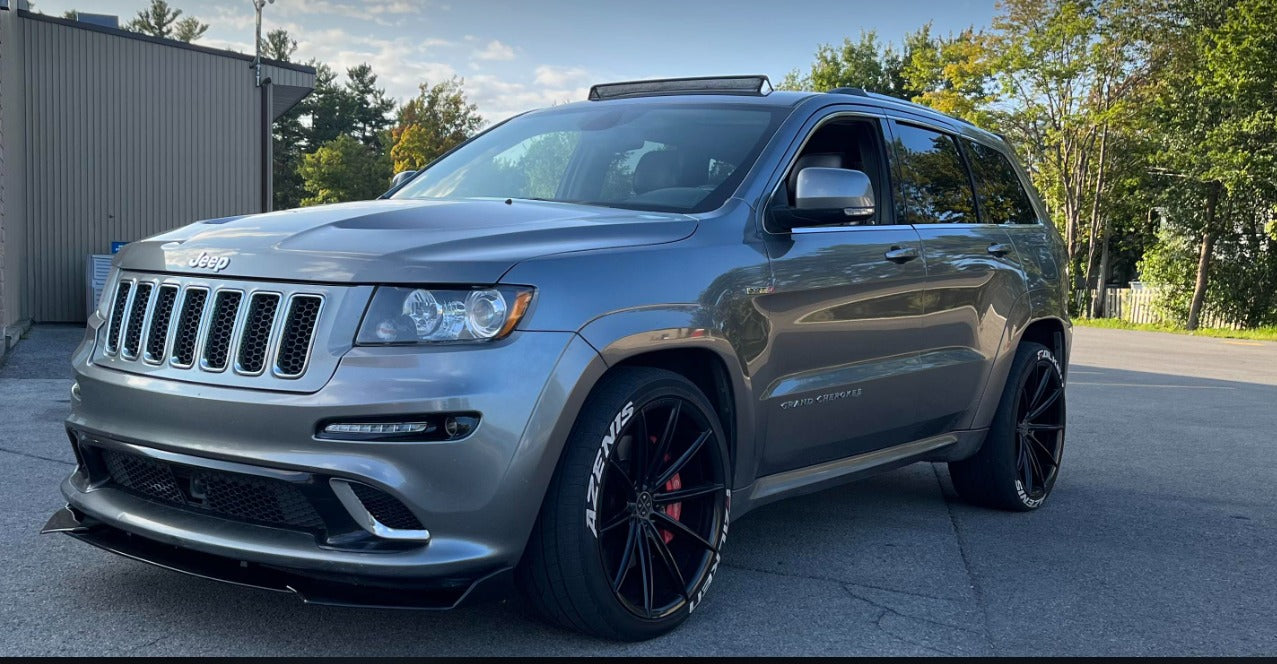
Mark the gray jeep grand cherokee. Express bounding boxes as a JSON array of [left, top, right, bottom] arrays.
[[45, 75, 1069, 641]]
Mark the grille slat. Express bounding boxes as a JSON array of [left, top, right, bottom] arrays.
[[275, 296, 322, 378], [201, 291, 243, 371], [171, 288, 209, 367], [122, 283, 154, 358], [105, 282, 132, 354], [236, 293, 281, 374], [144, 285, 179, 363]]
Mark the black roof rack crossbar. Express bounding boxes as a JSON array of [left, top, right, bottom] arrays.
[[588, 75, 773, 101]]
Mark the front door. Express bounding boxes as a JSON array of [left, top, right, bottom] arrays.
[[753, 113, 932, 476]]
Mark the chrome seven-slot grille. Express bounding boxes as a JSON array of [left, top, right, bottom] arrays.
[[103, 276, 323, 379]]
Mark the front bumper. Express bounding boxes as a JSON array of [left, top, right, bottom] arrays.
[[54, 327, 606, 601]]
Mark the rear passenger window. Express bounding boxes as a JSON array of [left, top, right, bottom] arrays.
[[963, 139, 1039, 225], [891, 122, 977, 224]]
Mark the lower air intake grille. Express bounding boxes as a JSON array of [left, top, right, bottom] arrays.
[[99, 447, 324, 532], [349, 482, 425, 530]]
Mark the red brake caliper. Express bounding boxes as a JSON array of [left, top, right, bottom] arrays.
[[653, 436, 682, 544]]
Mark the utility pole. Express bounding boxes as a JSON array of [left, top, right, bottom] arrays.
[[252, 0, 275, 212], [252, 0, 274, 87]]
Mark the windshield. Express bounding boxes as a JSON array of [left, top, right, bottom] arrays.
[[391, 103, 787, 213]]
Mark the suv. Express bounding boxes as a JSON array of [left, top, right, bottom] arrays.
[[45, 76, 1070, 641]]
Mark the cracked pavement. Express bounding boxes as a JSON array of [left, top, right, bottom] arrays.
[[2, 325, 1275, 656]]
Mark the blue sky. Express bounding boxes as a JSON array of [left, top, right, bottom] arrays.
[[35, 0, 998, 121]]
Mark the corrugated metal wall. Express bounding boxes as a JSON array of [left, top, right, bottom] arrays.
[[0, 6, 27, 333], [21, 17, 264, 321]]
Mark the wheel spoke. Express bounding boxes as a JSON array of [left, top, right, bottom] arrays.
[[1026, 386, 1062, 421], [654, 429, 711, 488], [632, 409, 650, 482], [1027, 434, 1059, 468], [1026, 422, 1064, 432], [1018, 438, 1034, 495], [647, 401, 681, 479], [606, 456, 636, 493], [598, 509, 633, 535], [653, 482, 724, 504], [644, 521, 690, 601], [1028, 366, 1052, 410], [652, 510, 718, 553], [611, 519, 639, 591], [636, 524, 654, 616], [1024, 437, 1046, 486]]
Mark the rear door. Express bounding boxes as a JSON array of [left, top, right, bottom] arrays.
[[885, 119, 1028, 437], [754, 109, 932, 475]]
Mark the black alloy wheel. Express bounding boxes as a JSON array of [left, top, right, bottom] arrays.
[[949, 342, 1066, 511], [1012, 353, 1065, 505], [517, 367, 731, 640], [593, 396, 728, 620]]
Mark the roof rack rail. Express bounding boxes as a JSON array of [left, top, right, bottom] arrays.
[[588, 75, 773, 101], [829, 87, 869, 97]]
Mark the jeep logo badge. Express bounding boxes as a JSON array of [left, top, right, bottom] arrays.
[[188, 252, 231, 272]]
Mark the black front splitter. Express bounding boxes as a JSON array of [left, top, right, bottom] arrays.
[[41, 506, 512, 610]]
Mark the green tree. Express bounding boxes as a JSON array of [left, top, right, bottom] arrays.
[[260, 28, 297, 62], [779, 31, 911, 95], [390, 78, 484, 172], [1142, 0, 1277, 329], [298, 135, 391, 206], [126, 0, 208, 42], [344, 64, 396, 149]]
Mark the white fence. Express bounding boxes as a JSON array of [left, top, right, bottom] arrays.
[[1077, 288, 1242, 330]]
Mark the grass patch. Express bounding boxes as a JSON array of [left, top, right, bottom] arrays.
[[1073, 317, 1277, 341]]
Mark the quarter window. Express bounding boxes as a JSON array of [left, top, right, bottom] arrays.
[[891, 122, 977, 224], [963, 138, 1039, 225]]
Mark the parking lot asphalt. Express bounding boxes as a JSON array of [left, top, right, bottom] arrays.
[[2, 325, 1274, 656]]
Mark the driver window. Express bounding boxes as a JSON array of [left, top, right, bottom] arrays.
[[776, 118, 887, 226]]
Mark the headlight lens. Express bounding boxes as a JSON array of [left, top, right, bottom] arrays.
[[357, 286, 533, 344]]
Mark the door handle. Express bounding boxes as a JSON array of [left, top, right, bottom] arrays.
[[884, 246, 919, 263], [987, 243, 1012, 257]]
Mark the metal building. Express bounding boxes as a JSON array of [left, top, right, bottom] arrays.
[[0, 2, 314, 358]]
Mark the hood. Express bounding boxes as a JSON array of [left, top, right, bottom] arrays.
[[118, 198, 697, 284]]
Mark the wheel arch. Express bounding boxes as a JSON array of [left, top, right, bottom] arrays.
[[577, 307, 758, 490], [965, 287, 1071, 433]]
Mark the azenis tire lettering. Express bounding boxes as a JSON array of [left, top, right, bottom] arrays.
[[585, 401, 634, 537]]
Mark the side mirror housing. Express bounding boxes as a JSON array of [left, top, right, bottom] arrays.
[[390, 170, 417, 189], [793, 167, 875, 218]]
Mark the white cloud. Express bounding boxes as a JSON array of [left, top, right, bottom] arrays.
[[533, 65, 591, 88], [473, 39, 516, 61]]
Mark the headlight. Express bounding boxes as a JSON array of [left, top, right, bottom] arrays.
[[356, 286, 533, 344]]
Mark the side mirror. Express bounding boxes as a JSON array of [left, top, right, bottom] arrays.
[[793, 167, 875, 219], [390, 170, 417, 189]]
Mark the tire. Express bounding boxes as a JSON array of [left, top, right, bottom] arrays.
[[948, 341, 1066, 511], [516, 367, 731, 641]]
